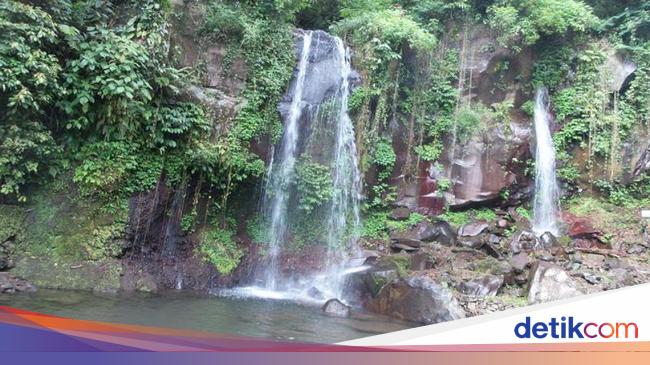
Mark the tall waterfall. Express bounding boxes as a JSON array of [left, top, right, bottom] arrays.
[[321, 37, 362, 298], [532, 87, 561, 236], [226, 30, 362, 302], [263, 31, 313, 290]]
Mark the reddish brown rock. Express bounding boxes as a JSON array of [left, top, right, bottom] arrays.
[[561, 212, 608, 248]]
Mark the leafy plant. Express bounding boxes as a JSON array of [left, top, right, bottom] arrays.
[[198, 227, 244, 275], [295, 155, 333, 212]]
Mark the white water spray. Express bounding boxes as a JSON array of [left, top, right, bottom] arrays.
[[532, 87, 561, 236], [318, 37, 362, 299], [264, 31, 313, 290]]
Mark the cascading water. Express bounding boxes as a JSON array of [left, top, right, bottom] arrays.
[[317, 37, 362, 299], [532, 87, 561, 236], [221, 30, 363, 303], [263, 31, 313, 290]]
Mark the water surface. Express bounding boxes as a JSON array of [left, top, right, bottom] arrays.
[[0, 289, 415, 343]]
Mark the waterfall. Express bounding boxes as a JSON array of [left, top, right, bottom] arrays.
[[532, 87, 561, 237], [321, 37, 362, 298], [263, 31, 313, 290], [220, 30, 363, 303]]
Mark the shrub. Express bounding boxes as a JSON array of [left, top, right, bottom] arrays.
[[198, 227, 243, 275]]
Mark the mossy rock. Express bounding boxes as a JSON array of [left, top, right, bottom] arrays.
[[17, 181, 128, 262], [0, 205, 27, 243], [12, 256, 122, 293]]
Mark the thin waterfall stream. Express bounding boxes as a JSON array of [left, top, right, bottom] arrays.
[[532, 87, 561, 237]]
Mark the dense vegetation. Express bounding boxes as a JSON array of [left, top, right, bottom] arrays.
[[1, 0, 649, 273]]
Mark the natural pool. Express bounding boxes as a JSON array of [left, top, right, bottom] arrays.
[[0, 289, 415, 344]]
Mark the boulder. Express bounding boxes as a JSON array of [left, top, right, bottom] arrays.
[[459, 222, 489, 237], [497, 219, 509, 229], [511, 252, 530, 272], [322, 298, 351, 317], [391, 243, 418, 252], [342, 257, 401, 301], [604, 51, 636, 92], [0, 272, 35, 294], [458, 275, 504, 297], [391, 238, 422, 249], [539, 231, 559, 248], [367, 275, 466, 324], [389, 207, 411, 221], [561, 212, 606, 247], [390, 221, 457, 246], [527, 262, 582, 304], [510, 230, 537, 253], [410, 252, 435, 271], [632, 143, 650, 180]]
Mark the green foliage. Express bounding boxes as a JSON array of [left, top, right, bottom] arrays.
[[532, 43, 577, 90], [362, 212, 390, 240], [436, 177, 451, 193], [246, 213, 269, 244], [386, 212, 426, 231], [73, 141, 139, 197], [0, 204, 26, 244], [0, 1, 66, 200], [438, 210, 471, 226], [198, 227, 244, 274], [335, 4, 437, 54], [362, 210, 424, 241], [515, 206, 532, 220], [0, 123, 62, 201], [487, 0, 598, 51], [414, 143, 443, 162], [473, 208, 498, 221], [15, 180, 129, 263], [180, 209, 198, 235], [295, 156, 333, 212], [438, 207, 498, 226], [372, 139, 397, 172]]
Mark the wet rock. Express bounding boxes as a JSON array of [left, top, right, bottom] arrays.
[[483, 242, 503, 259], [367, 275, 466, 324], [527, 262, 582, 304], [307, 286, 325, 300], [459, 236, 485, 249], [459, 222, 489, 237], [389, 207, 411, 221], [627, 244, 646, 255], [539, 231, 559, 248], [632, 143, 650, 180], [604, 51, 636, 92], [0, 256, 13, 271], [410, 252, 435, 271], [458, 275, 504, 297], [488, 234, 502, 245], [497, 219, 509, 229], [390, 221, 456, 246], [391, 243, 418, 252], [508, 207, 532, 229], [342, 257, 401, 300], [391, 238, 422, 249], [511, 252, 530, 272], [562, 212, 606, 247], [510, 230, 537, 253], [535, 250, 554, 262], [322, 298, 351, 318], [581, 272, 601, 285], [0, 272, 35, 294]]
